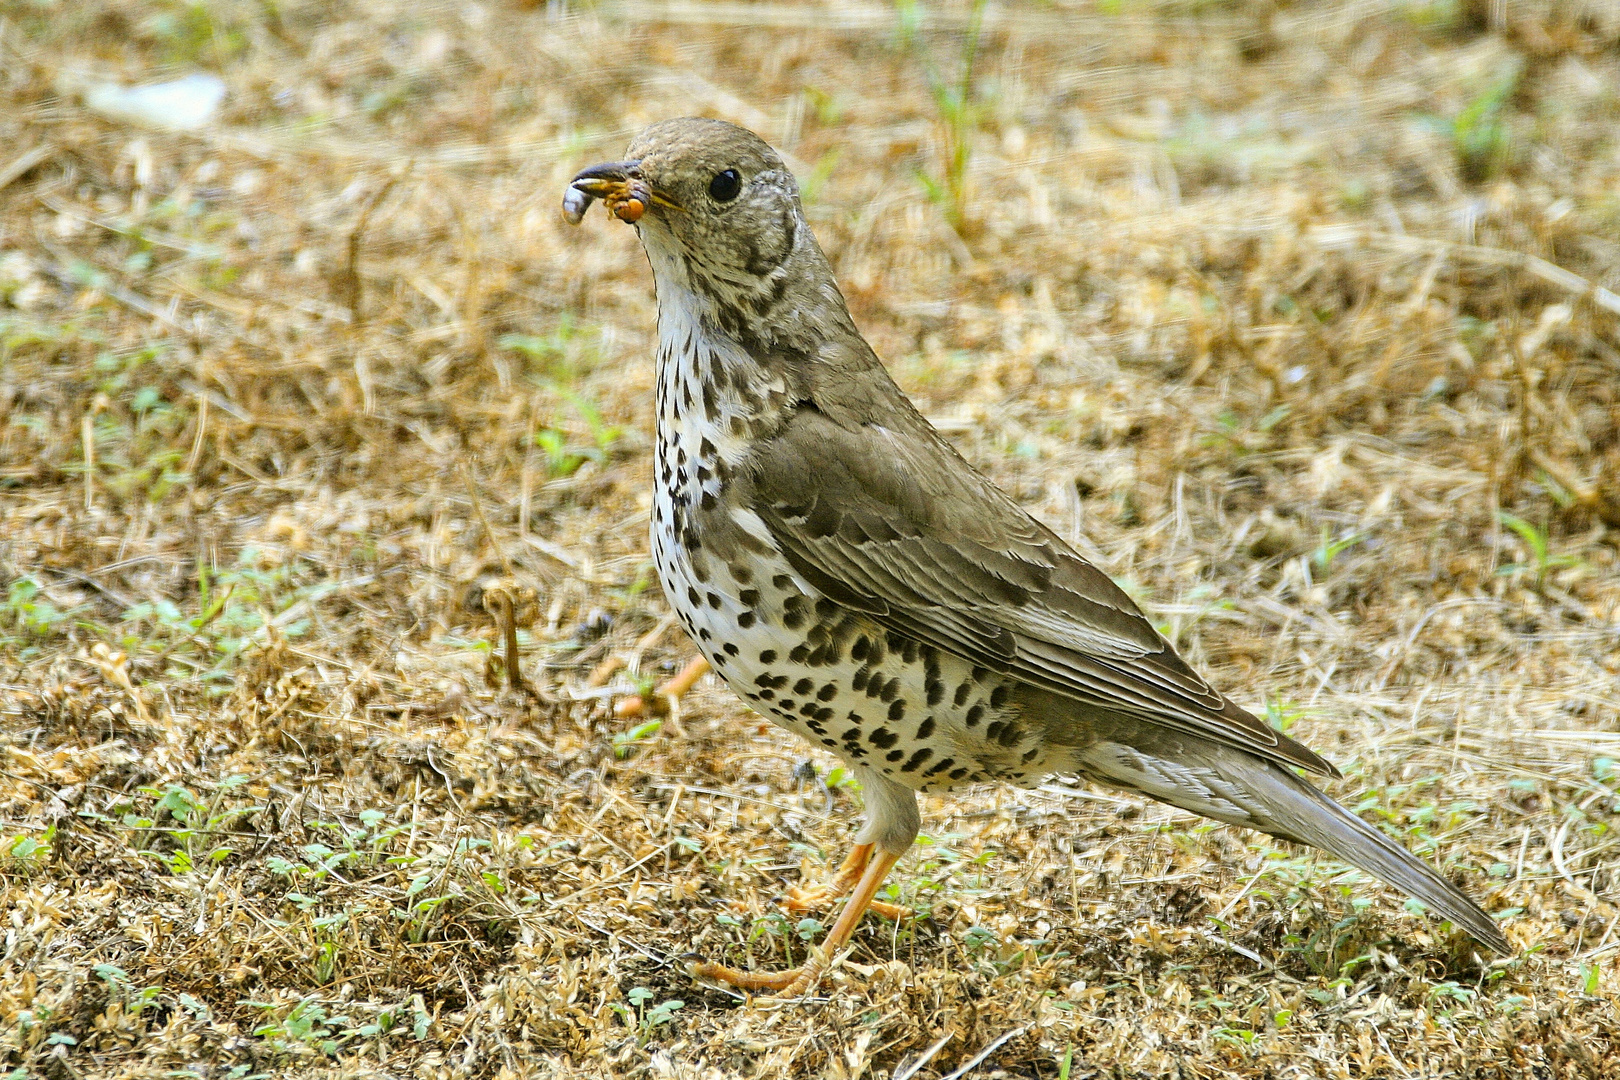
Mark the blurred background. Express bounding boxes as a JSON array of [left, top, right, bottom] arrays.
[[3, 1, 1620, 1076]]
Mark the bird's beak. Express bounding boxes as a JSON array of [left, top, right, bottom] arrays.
[[562, 160, 681, 225]]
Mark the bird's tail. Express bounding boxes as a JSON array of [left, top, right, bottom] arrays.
[[1077, 739, 1511, 953]]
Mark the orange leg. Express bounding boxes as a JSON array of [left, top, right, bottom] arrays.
[[613, 656, 711, 728], [783, 843, 906, 920], [691, 846, 904, 997]]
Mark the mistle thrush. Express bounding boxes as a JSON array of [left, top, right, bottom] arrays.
[[564, 118, 1510, 995]]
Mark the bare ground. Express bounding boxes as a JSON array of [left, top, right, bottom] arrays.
[[3, 1, 1620, 1077]]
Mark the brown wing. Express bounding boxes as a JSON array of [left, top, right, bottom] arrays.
[[742, 402, 1338, 778]]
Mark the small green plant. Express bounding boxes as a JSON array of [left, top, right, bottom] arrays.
[[903, 0, 992, 236], [1417, 61, 1523, 183], [499, 314, 601, 383], [5, 825, 54, 872], [1262, 695, 1305, 735], [1311, 527, 1364, 573], [532, 387, 623, 478], [251, 997, 341, 1056], [612, 718, 663, 759], [1200, 405, 1291, 456], [1496, 511, 1581, 588], [1, 577, 76, 657], [617, 987, 685, 1046], [117, 776, 262, 875], [94, 963, 164, 1018]]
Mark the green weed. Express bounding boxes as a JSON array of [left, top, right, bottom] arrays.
[[901, 0, 992, 236], [1417, 61, 1523, 183], [106, 775, 262, 875], [1496, 511, 1582, 588], [1311, 527, 1365, 574], [617, 987, 685, 1046], [5, 825, 55, 873]]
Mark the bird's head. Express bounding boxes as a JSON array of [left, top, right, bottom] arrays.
[[565, 118, 843, 349]]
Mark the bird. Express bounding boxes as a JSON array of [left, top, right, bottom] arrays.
[[562, 117, 1510, 996]]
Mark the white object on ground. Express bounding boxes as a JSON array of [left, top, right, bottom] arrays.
[[84, 73, 227, 131]]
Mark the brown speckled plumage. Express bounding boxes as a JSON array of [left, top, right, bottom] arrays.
[[565, 118, 1509, 993]]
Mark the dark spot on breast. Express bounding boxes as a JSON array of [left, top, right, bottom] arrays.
[[971, 666, 989, 683], [965, 704, 985, 727], [814, 598, 839, 619], [887, 699, 906, 722], [817, 684, 838, 701], [925, 679, 944, 706], [793, 678, 814, 696], [738, 611, 756, 628], [900, 748, 932, 773], [822, 738, 837, 747], [851, 666, 871, 692], [772, 574, 794, 590], [886, 749, 905, 762], [953, 682, 973, 707], [851, 636, 869, 662], [759, 649, 777, 664], [729, 563, 753, 584], [900, 638, 919, 664], [997, 723, 1021, 747], [989, 684, 1010, 708], [700, 492, 717, 511], [700, 437, 717, 459], [723, 642, 738, 656], [756, 674, 788, 689], [869, 728, 898, 749], [787, 643, 809, 663], [916, 717, 934, 739], [698, 628, 712, 640], [1021, 747, 1041, 762], [949, 767, 969, 781], [759, 689, 775, 700], [779, 699, 796, 710], [841, 727, 862, 741], [706, 592, 722, 609], [687, 586, 701, 606], [923, 757, 953, 777], [878, 677, 899, 703], [739, 589, 761, 606]]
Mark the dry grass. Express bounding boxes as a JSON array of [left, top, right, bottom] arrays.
[[4, 1, 1620, 1076]]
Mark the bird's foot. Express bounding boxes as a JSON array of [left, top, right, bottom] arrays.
[[613, 655, 711, 730], [688, 948, 828, 999], [782, 843, 908, 921], [783, 885, 908, 922]]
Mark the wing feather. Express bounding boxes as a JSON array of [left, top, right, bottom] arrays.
[[746, 405, 1338, 778]]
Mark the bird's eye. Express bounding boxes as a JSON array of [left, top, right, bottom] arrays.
[[709, 169, 742, 203]]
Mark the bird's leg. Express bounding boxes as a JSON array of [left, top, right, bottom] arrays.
[[691, 846, 904, 997], [613, 655, 710, 736], [783, 843, 907, 920], [783, 842, 871, 911]]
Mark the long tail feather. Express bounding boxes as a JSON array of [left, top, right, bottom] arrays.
[[1078, 738, 1510, 953]]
